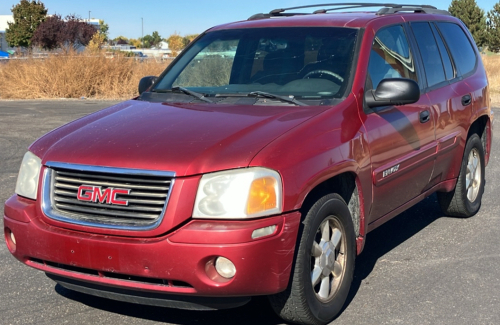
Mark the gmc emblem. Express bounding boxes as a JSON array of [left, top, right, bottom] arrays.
[[77, 185, 131, 206]]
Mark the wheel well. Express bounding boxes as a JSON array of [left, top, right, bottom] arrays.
[[300, 173, 361, 237], [467, 115, 489, 154]]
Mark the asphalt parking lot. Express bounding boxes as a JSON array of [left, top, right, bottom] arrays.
[[0, 100, 499, 325]]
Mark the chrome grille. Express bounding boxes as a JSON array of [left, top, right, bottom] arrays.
[[42, 162, 175, 230]]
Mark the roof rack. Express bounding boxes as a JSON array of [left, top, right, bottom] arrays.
[[248, 3, 450, 20], [376, 5, 449, 15]]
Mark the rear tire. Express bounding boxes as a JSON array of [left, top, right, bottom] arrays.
[[437, 134, 485, 217], [268, 194, 355, 325]]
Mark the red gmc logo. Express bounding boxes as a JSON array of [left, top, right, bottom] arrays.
[[77, 185, 131, 206]]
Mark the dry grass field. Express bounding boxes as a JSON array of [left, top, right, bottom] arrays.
[[1, 52, 500, 102], [0, 53, 167, 99], [482, 55, 500, 103]]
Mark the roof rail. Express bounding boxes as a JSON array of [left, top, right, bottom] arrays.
[[377, 6, 450, 15], [248, 3, 450, 20]]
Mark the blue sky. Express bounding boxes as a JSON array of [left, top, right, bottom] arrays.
[[1, 0, 499, 39]]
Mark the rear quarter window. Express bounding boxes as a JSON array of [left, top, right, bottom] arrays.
[[437, 22, 477, 76]]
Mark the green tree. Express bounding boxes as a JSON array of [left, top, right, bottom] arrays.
[[487, 3, 500, 52], [141, 35, 153, 48], [141, 31, 162, 48], [449, 0, 487, 46], [151, 31, 162, 48], [99, 19, 109, 42], [5, 0, 48, 48]]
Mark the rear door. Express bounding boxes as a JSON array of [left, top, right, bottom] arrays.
[[408, 21, 464, 188], [429, 22, 478, 182], [408, 21, 477, 186]]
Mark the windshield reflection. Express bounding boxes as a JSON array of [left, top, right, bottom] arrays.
[[153, 27, 358, 102]]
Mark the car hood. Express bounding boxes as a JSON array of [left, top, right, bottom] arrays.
[[31, 100, 327, 176]]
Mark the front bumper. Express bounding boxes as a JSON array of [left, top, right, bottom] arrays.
[[4, 195, 301, 301]]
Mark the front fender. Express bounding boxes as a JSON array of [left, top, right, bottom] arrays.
[[249, 104, 372, 216]]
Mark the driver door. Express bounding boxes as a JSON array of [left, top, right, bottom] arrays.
[[362, 24, 436, 222]]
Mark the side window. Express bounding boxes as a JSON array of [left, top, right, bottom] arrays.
[[437, 22, 477, 76], [431, 23, 454, 80], [368, 25, 417, 89], [411, 22, 446, 87]]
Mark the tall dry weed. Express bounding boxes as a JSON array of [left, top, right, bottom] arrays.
[[0, 52, 168, 99], [2, 53, 500, 102], [482, 55, 500, 103]]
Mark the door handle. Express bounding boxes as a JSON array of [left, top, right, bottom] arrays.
[[462, 94, 472, 106], [420, 110, 430, 123]]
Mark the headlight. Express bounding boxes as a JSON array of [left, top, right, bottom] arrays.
[[15, 151, 42, 200], [193, 167, 283, 219]]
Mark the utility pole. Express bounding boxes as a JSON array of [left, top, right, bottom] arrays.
[[141, 17, 144, 49], [88, 11, 91, 21]]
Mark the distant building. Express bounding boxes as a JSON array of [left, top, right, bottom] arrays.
[[0, 15, 14, 52], [84, 18, 100, 31], [103, 43, 172, 58], [158, 41, 169, 50], [109, 44, 137, 50]]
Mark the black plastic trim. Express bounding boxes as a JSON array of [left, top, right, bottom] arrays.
[[47, 273, 251, 311], [377, 6, 449, 15], [407, 21, 450, 91], [342, 28, 365, 103], [249, 3, 448, 19], [403, 22, 427, 92], [430, 22, 458, 80]]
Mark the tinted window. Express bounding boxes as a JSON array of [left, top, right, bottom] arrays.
[[368, 25, 417, 89], [411, 22, 446, 87], [437, 22, 476, 76], [431, 23, 454, 80]]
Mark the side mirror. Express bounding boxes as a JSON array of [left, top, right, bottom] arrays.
[[365, 78, 420, 108], [138, 76, 159, 94]]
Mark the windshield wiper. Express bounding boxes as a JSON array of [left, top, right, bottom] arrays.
[[248, 91, 307, 106], [171, 86, 213, 103]]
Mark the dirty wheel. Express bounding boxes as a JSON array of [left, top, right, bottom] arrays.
[[268, 194, 355, 325], [437, 134, 485, 217]]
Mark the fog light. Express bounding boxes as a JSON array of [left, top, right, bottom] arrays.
[[251, 225, 277, 239], [215, 257, 236, 279], [4, 228, 16, 253]]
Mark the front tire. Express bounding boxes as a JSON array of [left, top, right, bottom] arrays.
[[269, 194, 355, 325], [437, 134, 485, 217]]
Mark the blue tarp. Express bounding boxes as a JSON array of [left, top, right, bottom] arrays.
[[0, 51, 9, 58]]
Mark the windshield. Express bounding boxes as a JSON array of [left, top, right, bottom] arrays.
[[150, 27, 358, 104]]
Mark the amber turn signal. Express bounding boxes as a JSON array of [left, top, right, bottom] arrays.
[[247, 177, 277, 215]]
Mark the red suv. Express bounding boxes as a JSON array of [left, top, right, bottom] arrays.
[[4, 4, 493, 325]]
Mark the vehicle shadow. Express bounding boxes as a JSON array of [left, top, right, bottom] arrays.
[[341, 193, 444, 313], [55, 284, 284, 325], [55, 194, 444, 325]]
